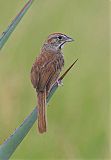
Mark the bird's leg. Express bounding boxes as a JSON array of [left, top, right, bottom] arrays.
[[57, 79, 63, 86]]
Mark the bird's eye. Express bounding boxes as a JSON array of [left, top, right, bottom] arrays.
[[58, 36, 62, 40]]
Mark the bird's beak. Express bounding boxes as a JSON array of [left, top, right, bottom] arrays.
[[66, 36, 74, 42], [59, 35, 74, 49]]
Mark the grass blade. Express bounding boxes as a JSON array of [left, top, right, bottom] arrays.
[[0, 0, 34, 50], [0, 59, 78, 159]]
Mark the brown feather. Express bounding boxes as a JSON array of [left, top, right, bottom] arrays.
[[31, 50, 64, 133], [30, 33, 73, 133], [37, 89, 47, 133]]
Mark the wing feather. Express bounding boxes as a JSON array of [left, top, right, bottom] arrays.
[[30, 51, 64, 92]]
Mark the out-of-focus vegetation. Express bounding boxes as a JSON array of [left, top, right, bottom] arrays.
[[0, 0, 109, 159]]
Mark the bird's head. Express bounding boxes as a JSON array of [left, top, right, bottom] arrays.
[[44, 33, 74, 51]]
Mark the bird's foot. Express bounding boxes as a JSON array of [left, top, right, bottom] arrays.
[[57, 79, 63, 86]]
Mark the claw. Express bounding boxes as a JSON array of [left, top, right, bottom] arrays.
[[57, 79, 63, 86]]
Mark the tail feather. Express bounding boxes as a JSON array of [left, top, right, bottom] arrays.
[[37, 90, 47, 133]]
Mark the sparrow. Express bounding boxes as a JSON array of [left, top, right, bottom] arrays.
[[31, 33, 74, 133]]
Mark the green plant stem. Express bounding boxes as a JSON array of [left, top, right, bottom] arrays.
[[0, 0, 34, 50], [0, 83, 57, 160]]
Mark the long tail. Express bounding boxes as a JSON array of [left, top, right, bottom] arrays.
[[37, 89, 47, 133]]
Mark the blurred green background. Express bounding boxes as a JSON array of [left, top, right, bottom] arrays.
[[0, 0, 109, 159]]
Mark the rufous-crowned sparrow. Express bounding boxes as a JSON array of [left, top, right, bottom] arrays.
[[31, 33, 73, 133]]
